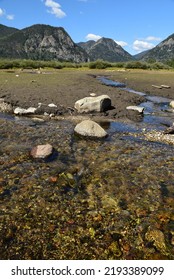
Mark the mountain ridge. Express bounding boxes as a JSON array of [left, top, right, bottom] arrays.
[[135, 33, 174, 61], [0, 24, 88, 62], [0, 24, 133, 62], [0, 24, 19, 39], [78, 37, 133, 62], [0, 23, 174, 62]]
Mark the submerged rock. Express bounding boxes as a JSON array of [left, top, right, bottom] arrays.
[[74, 95, 111, 113], [30, 144, 53, 159], [74, 120, 108, 138], [145, 228, 167, 255]]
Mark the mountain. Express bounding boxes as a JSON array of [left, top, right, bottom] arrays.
[[138, 34, 174, 62], [77, 40, 95, 52], [1, 24, 174, 63], [0, 24, 88, 62], [0, 24, 19, 39], [133, 50, 149, 60], [78, 37, 133, 62]]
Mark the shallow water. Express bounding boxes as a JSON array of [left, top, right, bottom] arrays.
[[0, 78, 174, 259], [0, 111, 174, 260]]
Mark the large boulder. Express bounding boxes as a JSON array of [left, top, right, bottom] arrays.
[[74, 95, 111, 113], [74, 120, 108, 138]]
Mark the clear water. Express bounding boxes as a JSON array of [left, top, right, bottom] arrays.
[[0, 78, 174, 260]]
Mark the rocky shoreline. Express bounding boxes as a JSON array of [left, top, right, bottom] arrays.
[[1, 88, 174, 146]]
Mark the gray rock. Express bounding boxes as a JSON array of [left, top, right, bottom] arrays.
[[170, 100, 174, 108], [30, 144, 53, 159], [74, 120, 108, 138], [74, 95, 111, 113], [14, 107, 37, 115], [126, 105, 144, 113]]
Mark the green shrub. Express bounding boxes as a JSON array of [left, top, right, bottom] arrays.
[[88, 60, 112, 69], [0, 61, 12, 69], [166, 58, 174, 68], [151, 62, 170, 70], [125, 61, 149, 69], [113, 62, 125, 68]]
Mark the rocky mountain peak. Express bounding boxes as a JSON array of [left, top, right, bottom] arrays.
[[137, 33, 174, 61], [0, 24, 88, 62], [79, 37, 133, 62]]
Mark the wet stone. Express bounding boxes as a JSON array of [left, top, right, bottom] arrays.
[[30, 144, 53, 159], [74, 120, 108, 138]]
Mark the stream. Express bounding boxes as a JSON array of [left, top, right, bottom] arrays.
[[98, 76, 174, 129], [0, 77, 174, 260]]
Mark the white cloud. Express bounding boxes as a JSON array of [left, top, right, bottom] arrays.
[[133, 40, 155, 52], [0, 7, 14, 20], [0, 7, 5, 16], [85, 33, 102, 41], [115, 40, 128, 47], [6, 14, 14, 20], [145, 36, 161, 42], [45, 0, 66, 18]]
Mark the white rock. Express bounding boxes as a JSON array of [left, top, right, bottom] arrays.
[[48, 103, 57, 108], [90, 93, 96, 97], [32, 117, 45, 123], [161, 85, 171, 89], [74, 120, 108, 138], [126, 106, 144, 113], [74, 95, 111, 113], [170, 101, 174, 108], [14, 107, 37, 115]]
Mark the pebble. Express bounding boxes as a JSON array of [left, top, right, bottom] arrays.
[[48, 103, 57, 108]]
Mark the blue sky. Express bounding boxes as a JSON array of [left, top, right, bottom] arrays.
[[0, 0, 174, 54]]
